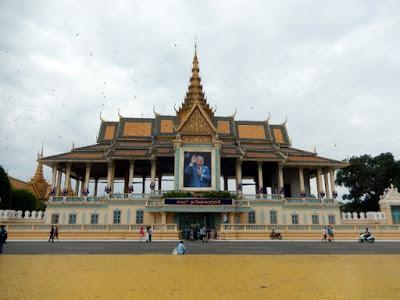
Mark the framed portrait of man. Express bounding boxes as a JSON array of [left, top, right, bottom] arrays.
[[182, 150, 213, 189]]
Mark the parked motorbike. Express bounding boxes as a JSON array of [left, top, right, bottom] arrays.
[[270, 232, 282, 240], [359, 233, 375, 243]]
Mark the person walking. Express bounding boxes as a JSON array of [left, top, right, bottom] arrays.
[[48, 225, 55, 242], [200, 226, 205, 243], [139, 226, 145, 242], [322, 227, 327, 242], [145, 226, 150, 242], [54, 226, 59, 242], [327, 225, 334, 242], [202, 226, 208, 243], [148, 226, 153, 242], [0, 225, 8, 254]]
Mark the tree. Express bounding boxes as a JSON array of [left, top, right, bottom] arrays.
[[10, 189, 37, 211], [336, 153, 400, 212], [0, 165, 11, 209], [36, 200, 47, 211]]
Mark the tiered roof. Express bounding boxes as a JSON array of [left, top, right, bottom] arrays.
[[41, 47, 346, 169]]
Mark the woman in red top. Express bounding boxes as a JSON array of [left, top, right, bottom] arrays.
[[139, 226, 145, 242]]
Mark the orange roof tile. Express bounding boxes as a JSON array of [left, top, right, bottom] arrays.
[[217, 120, 230, 134], [112, 150, 148, 157], [246, 152, 279, 159], [287, 155, 337, 163], [123, 122, 152, 137], [104, 125, 116, 140], [160, 119, 174, 133], [273, 128, 285, 143], [238, 124, 266, 139], [63, 152, 105, 159]]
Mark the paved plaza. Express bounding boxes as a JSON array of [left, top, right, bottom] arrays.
[[2, 240, 400, 254], [1, 254, 400, 299]]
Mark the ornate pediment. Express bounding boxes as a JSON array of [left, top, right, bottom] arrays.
[[31, 181, 50, 200], [180, 106, 214, 134]]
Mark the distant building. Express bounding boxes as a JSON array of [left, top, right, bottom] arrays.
[[9, 150, 51, 201], [40, 46, 351, 231]]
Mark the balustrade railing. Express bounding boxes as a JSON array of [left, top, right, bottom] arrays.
[[285, 198, 336, 205], [2, 223, 400, 233], [49, 193, 336, 206], [49, 194, 151, 203], [52, 196, 64, 202], [242, 194, 283, 201], [83, 225, 107, 231], [218, 224, 400, 232], [109, 193, 149, 200], [2, 224, 178, 232]]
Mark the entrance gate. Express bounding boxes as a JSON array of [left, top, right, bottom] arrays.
[[392, 206, 400, 224], [177, 213, 219, 240]]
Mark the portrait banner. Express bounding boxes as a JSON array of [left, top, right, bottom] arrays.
[[183, 151, 212, 188]]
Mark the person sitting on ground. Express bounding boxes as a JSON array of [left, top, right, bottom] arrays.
[[176, 240, 186, 255], [364, 227, 371, 238]]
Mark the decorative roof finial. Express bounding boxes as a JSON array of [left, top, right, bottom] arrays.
[[99, 112, 105, 122], [38, 141, 44, 159], [230, 107, 237, 119], [117, 108, 123, 119], [266, 112, 271, 123], [72, 142, 75, 150], [153, 105, 160, 117], [313, 145, 317, 154]]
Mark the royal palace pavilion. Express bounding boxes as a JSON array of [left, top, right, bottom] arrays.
[[37, 47, 354, 239]]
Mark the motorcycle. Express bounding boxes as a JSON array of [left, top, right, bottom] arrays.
[[358, 232, 375, 243], [270, 232, 282, 240]]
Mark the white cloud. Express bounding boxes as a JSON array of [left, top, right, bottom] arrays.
[[1, 0, 400, 182]]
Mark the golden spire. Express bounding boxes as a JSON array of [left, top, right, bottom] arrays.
[[177, 43, 214, 125], [31, 149, 45, 183]]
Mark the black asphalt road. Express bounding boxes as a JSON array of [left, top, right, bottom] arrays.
[[2, 241, 400, 255]]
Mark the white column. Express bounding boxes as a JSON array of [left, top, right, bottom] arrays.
[[56, 169, 62, 195], [128, 160, 135, 192], [150, 159, 156, 193], [64, 163, 71, 191], [84, 164, 91, 190], [106, 162, 113, 192], [161, 212, 167, 225], [257, 162, 263, 193], [299, 167, 305, 193], [75, 179, 80, 195], [278, 165, 284, 190], [316, 168, 322, 196], [324, 170, 331, 198], [51, 165, 57, 188], [235, 159, 242, 193], [330, 168, 335, 195]]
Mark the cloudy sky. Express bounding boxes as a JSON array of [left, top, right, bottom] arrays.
[[1, 0, 399, 183]]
